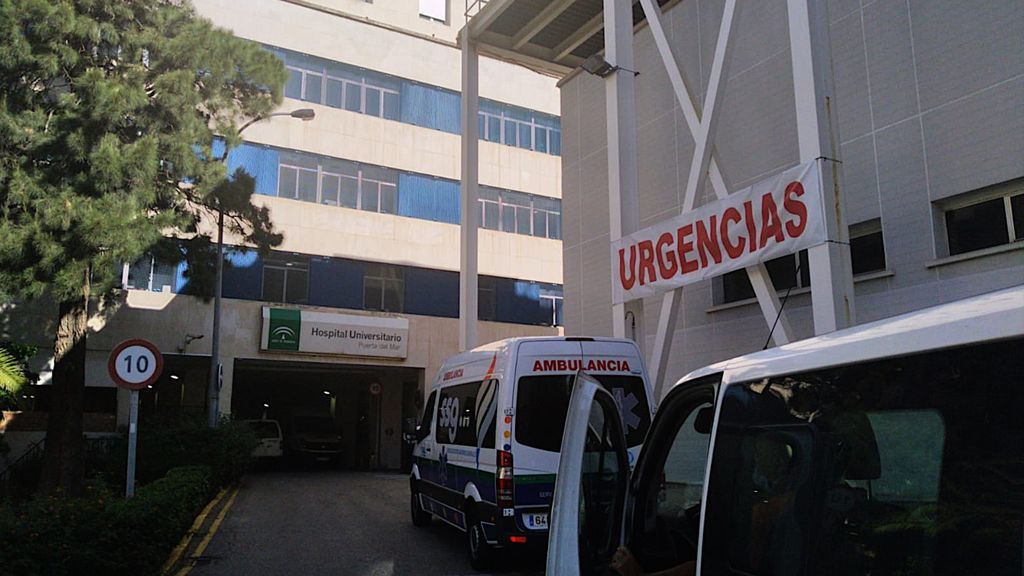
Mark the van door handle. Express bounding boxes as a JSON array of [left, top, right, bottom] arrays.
[[424, 447, 431, 453]]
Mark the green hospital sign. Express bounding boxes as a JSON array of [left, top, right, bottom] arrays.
[[260, 307, 409, 359]]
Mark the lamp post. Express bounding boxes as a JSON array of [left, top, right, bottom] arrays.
[[207, 108, 315, 428]]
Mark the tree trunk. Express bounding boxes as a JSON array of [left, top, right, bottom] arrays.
[[38, 267, 90, 497]]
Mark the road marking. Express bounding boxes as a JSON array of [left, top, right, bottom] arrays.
[[161, 487, 229, 575], [174, 485, 240, 576]]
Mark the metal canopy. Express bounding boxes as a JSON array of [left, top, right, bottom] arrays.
[[461, 0, 674, 77]]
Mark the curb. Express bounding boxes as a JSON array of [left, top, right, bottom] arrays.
[[162, 484, 239, 576]]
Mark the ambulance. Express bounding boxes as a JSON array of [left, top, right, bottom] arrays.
[[408, 336, 654, 570]]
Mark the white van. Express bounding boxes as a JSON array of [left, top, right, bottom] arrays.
[[408, 336, 655, 570], [547, 285, 1024, 576]]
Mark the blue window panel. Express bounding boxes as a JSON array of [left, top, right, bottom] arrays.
[[404, 268, 459, 318], [399, 81, 460, 134], [495, 278, 548, 325], [222, 249, 263, 300], [309, 257, 365, 309], [174, 260, 189, 293], [226, 144, 280, 196], [550, 130, 561, 156], [397, 173, 460, 224]]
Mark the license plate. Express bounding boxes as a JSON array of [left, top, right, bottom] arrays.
[[523, 513, 548, 530]]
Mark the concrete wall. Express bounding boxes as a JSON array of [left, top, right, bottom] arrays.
[[561, 0, 1024, 387]]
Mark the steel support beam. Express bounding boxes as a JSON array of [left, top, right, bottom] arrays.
[[512, 0, 575, 49], [787, 0, 856, 334], [459, 33, 480, 351], [604, 0, 643, 345]]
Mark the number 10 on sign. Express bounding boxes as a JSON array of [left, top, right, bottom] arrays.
[[108, 339, 163, 498]]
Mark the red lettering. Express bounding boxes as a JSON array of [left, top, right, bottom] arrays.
[[557, 360, 567, 371], [759, 192, 785, 249], [721, 207, 746, 259], [637, 240, 657, 286], [533, 361, 542, 371], [655, 233, 678, 279], [676, 224, 698, 274], [622, 361, 630, 371], [545, 360, 557, 371], [743, 200, 757, 254], [784, 181, 808, 238], [596, 360, 608, 371], [618, 246, 637, 291], [696, 216, 722, 268]]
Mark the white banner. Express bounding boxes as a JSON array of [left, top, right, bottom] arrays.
[[611, 160, 827, 304], [261, 307, 409, 359]]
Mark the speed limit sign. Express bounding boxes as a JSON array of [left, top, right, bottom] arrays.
[[108, 339, 164, 390]]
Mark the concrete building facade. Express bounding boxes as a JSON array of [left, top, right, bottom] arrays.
[[2, 0, 564, 471]]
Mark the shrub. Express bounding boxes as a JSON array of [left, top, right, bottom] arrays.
[[0, 465, 212, 576]]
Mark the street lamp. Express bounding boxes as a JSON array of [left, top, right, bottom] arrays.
[[207, 108, 316, 427]]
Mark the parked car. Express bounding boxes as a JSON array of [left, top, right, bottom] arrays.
[[243, 419, 284, 460], [409, 336, 655, 570], [287, 415, 343, 464], [545, 285, 1024, 576]]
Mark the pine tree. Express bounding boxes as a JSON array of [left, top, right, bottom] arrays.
[[0, 0, 287, 495]]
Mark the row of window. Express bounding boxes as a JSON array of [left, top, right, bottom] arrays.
[[125, 248, 564, 328], [266, 45, 562, 156], [227, 143, 563, 240]]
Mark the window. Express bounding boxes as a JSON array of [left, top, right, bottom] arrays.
[[540, 293, 564, 327], [262, 253, 309, 304], [278, 152, 397, 213], [477, 102, 561, 156], [515, 374, 651, 452], [719, 250, 810, 304], [850, 219, 887, 275], [419, 0, 447, 22], [701, 338, 1024, 576], [943, 182, 1023, 256], [275, 48, 399, 120], [419, 391, 436, 437], [363, 263, 404, 312], [124, 254, 178, 293], [478, 276, 497, 321], [436, 380, 497, 447], [476, 187, 563, 239]]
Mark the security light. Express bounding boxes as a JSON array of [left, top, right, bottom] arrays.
[[263, 403, 270, 408], [170, 374, 180, 380], [322, 389, 332, 396], [581, 54, 617, 78], [290, 108, 316, 121]]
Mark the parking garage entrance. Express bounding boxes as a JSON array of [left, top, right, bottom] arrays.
[[231, 359, 423, 471]]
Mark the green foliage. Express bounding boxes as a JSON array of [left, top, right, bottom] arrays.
[[87, 416, 257, 489], [0, 340, 37, 409], [0, 0, 287, 302], [0, 465, 212, 576]]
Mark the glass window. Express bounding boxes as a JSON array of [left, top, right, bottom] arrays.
[[262, 267, 285, 302], [518, 123, 532, 149], [478, 276, 496, 320], [550, 130, 561, 156], [504, 119, 518, 147], [719, 251, 810, 304], [420, 391, 437, 436], [478, 115, 486, 139], [297, 169, 318, 203], [278, 166, 298, 198], [549, 213, 562, 240], [363, 264, 404, 312], [379, 183, 397, 214], [487, 115, 501, 143], [701, 338, 1024, 576], [365, 86, 381, 117], [481, 201, 499, 230], [535, 126, 548, 153], [533, 210, 548, 238], [325, 78, 343, 107], [850, 226, 887, 275], [1012, 194, 1024, 241], [361, 182, 379, 212], [363, 277, 383, 310], [285, 68, 302, 99], [285, 268, 308, 304], [340, 175, 358, 208], [320, 173, 340, 206], [945, 197, 1009, 255], [345, 81, 362, 112], [303, 72, 323, 104], [383, 91, 400, 120], [436, 381, 496, 447], [515, 374, 651, 452]]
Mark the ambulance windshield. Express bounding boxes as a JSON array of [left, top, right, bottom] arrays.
[[515, 374, 650, 452]]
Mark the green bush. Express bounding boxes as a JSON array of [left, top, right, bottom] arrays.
[[0, 465, 212, 576]]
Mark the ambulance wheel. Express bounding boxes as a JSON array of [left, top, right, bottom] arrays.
[[466, 507, 494, 571], [410, 482, 431, 527]]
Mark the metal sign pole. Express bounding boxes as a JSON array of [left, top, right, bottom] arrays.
[[126, 389, 139, 498]]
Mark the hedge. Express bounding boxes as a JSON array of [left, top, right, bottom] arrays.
[[0, 465, 212, 576]]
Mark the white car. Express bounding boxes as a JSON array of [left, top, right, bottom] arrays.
[[244, 419, 284, 459], [547, 285, 1024, 576]]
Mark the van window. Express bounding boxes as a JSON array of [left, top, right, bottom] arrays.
[[437, 380, 498, 448], [420, 390, 437, 436], [701, 337, 1024, 576], [515, 374, 651, 452]]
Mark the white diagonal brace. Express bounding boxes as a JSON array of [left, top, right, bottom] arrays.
[[641, 0, 793, 400]]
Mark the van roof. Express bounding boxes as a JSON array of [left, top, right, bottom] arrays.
[[434, 336, 641, 379], [679, 285, 1024, 387]]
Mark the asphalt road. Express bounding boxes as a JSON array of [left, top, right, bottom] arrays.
[[190, 470, 545, 576]]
